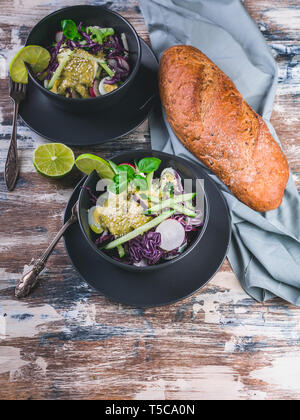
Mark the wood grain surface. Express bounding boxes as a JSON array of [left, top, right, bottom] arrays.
[[0, 0, 299, 400]]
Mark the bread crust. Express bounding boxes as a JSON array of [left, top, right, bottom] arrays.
[[159, 45, 289, 212]]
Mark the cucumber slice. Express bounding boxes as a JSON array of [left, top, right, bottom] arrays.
[[100, 62, 114, 78], [48, 50, 74, 90], [146, 195, 159, 203], [146, 171, 154, 191], [143, 193, 196, 215], [184, 199, 195, 210], [104, 210, 175, 250], [117, 244, 125, 258], [95, 64, 101, 80], [173, 204, 197, 218]]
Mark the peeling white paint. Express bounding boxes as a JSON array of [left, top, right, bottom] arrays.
[[0, 346, 29, 379], [0, 55, 5, 80], [247, 389, 267, 400], [135, 378, 166, 400], [234, 306, 248, 314], [286, 144, 300, 161], [251, 355, 300, 391], [61, 300, 97, 327], [195, 271, 300, 349], [265, 8, 300, 33], [0, 268, 19, 290], [135, 366, 246, 400], [192, 303, 202, 315], [0, 233, 62, 252], [35, 356, 47, 375], [292, 173, 300, 183], [224, 336, 237, 353], [273, 102, 300, 125], [194, 271, 246, 324], [0, 189, 71, 204], [3, 28, 23, 78], [172, 366, 245, 400], [0, 300, 62, 340], [0, 126, 50, 174]]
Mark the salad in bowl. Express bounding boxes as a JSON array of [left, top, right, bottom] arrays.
[[78, 152, 207, 270], [38, 19, 130, 99]]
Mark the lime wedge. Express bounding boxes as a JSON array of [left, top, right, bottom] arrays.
[[75, 154, 115, 180], [33, 143, 75, 178], [9, 46, 51, 84]]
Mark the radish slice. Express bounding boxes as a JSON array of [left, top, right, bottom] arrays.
[[93, 80, 100, 97], [163, 240, 187, 260], [120, 162, 136, 170], [155, 219, 185, 251], [89, 87, 96, 97], [55, 31, 64, 43], [89, 80, 101, 98]]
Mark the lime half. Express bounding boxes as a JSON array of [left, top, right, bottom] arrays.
[[9, 46, 50, 84], [75, 154, 115, 180], [33, 143, 75, 178]]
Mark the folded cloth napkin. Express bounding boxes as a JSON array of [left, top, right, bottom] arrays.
[[140, 0, 300, 305]]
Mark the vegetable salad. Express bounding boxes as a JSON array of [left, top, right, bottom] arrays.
[[38, 19, 130, 98], [85, 157, 204, 266]]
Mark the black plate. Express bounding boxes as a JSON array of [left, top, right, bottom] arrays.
[[78, 151, 210, 272], [63, 161, 231, 307], [19, 38, 158, 146]]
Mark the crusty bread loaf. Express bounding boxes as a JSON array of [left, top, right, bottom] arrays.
[[159, 45, 289, 212]]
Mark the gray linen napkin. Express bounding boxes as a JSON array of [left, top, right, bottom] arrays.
[[140, 0, 300, 305]]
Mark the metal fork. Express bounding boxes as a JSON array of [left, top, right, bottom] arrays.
[[5, 78, 27, 191], [15, 201, 79, 298]]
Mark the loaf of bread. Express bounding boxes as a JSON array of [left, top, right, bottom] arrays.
[[159, 45, 289, 212]]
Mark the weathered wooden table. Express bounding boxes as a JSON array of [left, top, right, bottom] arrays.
[[0, 0, 299, 400]]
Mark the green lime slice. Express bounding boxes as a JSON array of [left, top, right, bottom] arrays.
[[75, 154, 115, 180], [9, 45, 51, 84], [33, 143, 75, 178]]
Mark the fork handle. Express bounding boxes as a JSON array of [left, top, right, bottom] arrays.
[[15, 210, 78, 298], [5, 100, 19, 191]]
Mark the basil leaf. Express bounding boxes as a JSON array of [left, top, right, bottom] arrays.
[[117, 164, 135, 180], [61, 19, 81, 40], [138, 157, 161, 174], [132, 175, 148, 191], [108, 172, 128, 194]]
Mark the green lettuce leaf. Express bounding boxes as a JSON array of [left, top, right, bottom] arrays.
[[86, 27, 115, 44]]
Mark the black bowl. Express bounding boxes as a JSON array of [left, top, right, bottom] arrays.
[[78, 150, 210, 272], [25, 5, 141, 113]]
